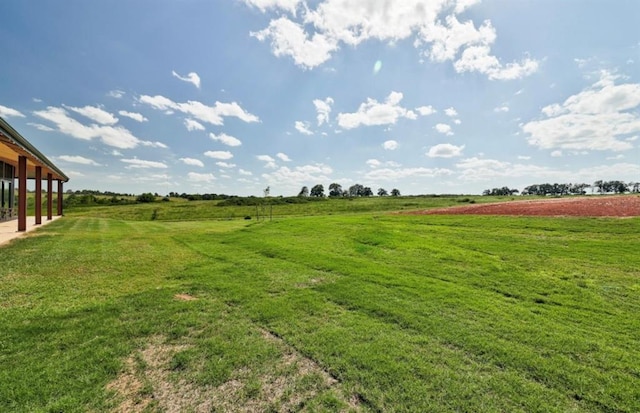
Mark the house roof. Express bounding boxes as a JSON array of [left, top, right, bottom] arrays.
[[0, 116, 68, 182]]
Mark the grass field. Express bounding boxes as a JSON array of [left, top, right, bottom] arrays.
[[1, 199, 639, 412]]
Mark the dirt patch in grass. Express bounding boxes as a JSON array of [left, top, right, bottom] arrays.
[[173, 293, 197, 301], [107, 332, 360, 412], [407, 195, 640, 217]]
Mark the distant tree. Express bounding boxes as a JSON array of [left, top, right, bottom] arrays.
[[310, 184, 325, 197], [136, 192, 156, 203], [377, 188, 388, 196], [298, 186, 309, 197], [348, 184, 364, 197], [631, 182, 640, 193], [391, 188, 401, 197], [328, 183, 343, 197], [362, 187, 373, 197]]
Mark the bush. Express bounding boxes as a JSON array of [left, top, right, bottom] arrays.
[[136, 193, 156, 203]]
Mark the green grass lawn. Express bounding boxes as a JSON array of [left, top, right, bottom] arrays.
[[1, 203, 639, 411]]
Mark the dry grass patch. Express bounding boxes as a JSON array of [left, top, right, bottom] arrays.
[[107, 330, 360, 412]]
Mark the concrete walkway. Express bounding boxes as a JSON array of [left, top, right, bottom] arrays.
[[0, 216, 62, 247]]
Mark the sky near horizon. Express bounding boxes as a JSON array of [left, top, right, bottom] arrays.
[[1, 0, 639, 196]]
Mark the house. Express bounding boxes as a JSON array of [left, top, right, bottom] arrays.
[[0, 116, 68, 231]]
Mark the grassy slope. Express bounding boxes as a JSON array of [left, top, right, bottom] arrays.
[[1, 203, 639, 411]]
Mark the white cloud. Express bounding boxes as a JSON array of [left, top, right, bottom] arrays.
[[141, 140, 168, 149], [517, 155, 531, 160], [210, 132, 242, 147], [108, 90, 125, 99], [58, 155, 101, 166], [456, 157, 561, 182], [216, 161, 236, 168], [434, 123, 454, 135], [551, 150, 563, 157], [0, 104, 25, 118], [179, 157, 204, 167], [444, 107, 458, 117], [416, 105, 436, 116], [27, 123, 54, 132], [243, 0, 301, 14], [187, 172, 215, 182], [522, 71, 640, 152], [33, 106, 142, 149], [494, 105, 509, 113], [204, 150, 234, 160], [184, 118, 205, 131], [453, 45, 539, 80], [276, 152, 292, 162], [314, 97, 334, 126], [64, 105, 118, 125], [111, 150, 123, 157], [248, 1, 538, 79], [364, 167, 453, 181], [140, 95, 259, 126], [121, 158, 168, 169], [172, 70, 201, 89], [239, 169, 253, 176], [257, 154, 277, 168], [295, 121, 313, 135], [427, 143, 465, 158], [383, 140, 398, 150], [262, 163, 333, 187], [337, 91, 415, 129], [366, 159, 381, 168], [118, 111, 148, 122]]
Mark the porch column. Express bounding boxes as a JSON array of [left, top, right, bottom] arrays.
[[47, 173, 53, 221], [35, 166, 42, 225], [57, 180, 63, 216], [18, 156, 27, 232]]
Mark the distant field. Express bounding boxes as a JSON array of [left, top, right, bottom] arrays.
[[1, 198, 639, 411]]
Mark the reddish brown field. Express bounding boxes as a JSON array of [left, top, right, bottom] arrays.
[[410, 195, 640, 217]]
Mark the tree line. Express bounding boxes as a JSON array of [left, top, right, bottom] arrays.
[[298, 183, 401, 198], [483, 180, 640, 197]]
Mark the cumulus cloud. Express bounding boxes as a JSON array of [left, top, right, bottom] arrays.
[[140, 95, 259, 126], [58, 155, 101, 166], [0, 104, 25, 118], [494, 105, 509, 113], [210, 132, 242, 147], [118, 111, 148, 122], [64, 105, 118, 125], [313, 97, 334, 126], [179, 157, 204, 167], [187, 172, 215, 182], [184, 118, 205, 131], [247, 1, 538, 79], [416, 106, 436, 116], [262, 163, 333, 188], [204, 150, 234, 160], [427, 143, 465, 158], [522, 71, 640, 152], [216, 162, 236, 168], [239, 169, 253, 176], [276, 152, 292, 162], [434, 123, 454, 135], [108, 90, 125, 99], [455, 157, 560, 182], [364, 166, 453, 181], [337, 91, 415, 129], [444, 107, 458, 117], [551, 150, 563, 157], [383, 140, 398, 150], [172, 70, 201, 89], [257, 154, 277, 168], [121, 158, 168, 169], [295, 121, 313, 135], [33, 106, 142, 149]]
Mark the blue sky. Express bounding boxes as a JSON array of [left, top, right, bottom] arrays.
[[1, 0, 639, 196]]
